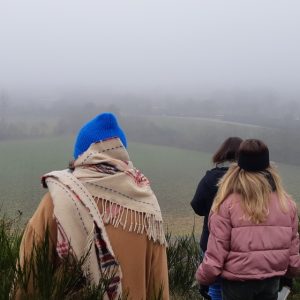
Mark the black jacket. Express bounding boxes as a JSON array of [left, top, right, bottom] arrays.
[[191, 166, 228, 252]]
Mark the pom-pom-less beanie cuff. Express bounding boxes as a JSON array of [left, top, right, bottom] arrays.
[[238, 148, 270, 172]]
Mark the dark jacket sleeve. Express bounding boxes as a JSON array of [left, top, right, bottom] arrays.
[[191, 172, 213, 216]]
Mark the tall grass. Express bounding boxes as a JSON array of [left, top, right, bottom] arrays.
[[166, 232, 200, 299], [0, 215, 22, 299], [0, 216, 128, 300], [2, 215, 300, 299]]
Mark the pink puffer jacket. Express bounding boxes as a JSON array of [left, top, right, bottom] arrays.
[[196, 192, 300, 285]]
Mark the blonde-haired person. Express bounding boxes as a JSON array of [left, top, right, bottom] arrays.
[[196, 139, 300, 300]]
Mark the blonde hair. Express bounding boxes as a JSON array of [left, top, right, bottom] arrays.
[[212, 163, 289, 224]]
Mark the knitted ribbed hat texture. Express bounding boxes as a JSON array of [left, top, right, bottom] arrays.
[[73, 112, 127, 159]]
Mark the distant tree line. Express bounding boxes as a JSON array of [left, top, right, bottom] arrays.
[[122, 115, 300, 166], [1, 95, 300, 165]]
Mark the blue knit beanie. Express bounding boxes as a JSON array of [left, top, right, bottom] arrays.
[[73, 112, 127, 159]]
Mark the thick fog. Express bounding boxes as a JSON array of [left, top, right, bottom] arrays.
[[0, 0, 300, 97], [2, 1, 300, 223], [1, 0, 300, 156]]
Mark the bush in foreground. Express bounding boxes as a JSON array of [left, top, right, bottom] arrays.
[[1, 215, 300, 299]]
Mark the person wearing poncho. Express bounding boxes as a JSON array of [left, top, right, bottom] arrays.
[[18, 113, 169, 300]]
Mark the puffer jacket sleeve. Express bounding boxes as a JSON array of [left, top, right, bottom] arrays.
[[287, 201, 300, 276], [195, 197, 232, 285]]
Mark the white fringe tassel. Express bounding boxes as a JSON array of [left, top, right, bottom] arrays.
[[94, 197, 167, 246]]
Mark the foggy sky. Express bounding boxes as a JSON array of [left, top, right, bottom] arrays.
[[0, 0, 300, 96]]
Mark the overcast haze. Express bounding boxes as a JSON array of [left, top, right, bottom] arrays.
[[0, 0, 300, 97]]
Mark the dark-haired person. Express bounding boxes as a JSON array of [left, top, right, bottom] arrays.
[[191, 137, 243, 300], [17, 113, 169, 299], [196, 139, 300, 300]]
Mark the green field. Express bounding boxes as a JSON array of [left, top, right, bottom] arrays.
[[1, 136, 300, 234]]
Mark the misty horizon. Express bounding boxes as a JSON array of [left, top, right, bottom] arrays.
[[1, 0, 300, 98]]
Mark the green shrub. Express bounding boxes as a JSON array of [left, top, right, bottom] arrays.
[[0, 215, 22, 299], [166, 231, 200, 299], [2, 214, 300, 300], [0, 216, 128, 300]]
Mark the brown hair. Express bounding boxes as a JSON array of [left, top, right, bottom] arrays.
[[212, 137, 243, 164], [239, 139, 268, 154], [69, 160, 75, 171]]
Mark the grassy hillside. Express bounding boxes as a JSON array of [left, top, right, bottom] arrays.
[[1, 136, 300, 234], [3, 111, 300, 165], [124, 114, 300, 166], [1, 137, 300, 299]]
